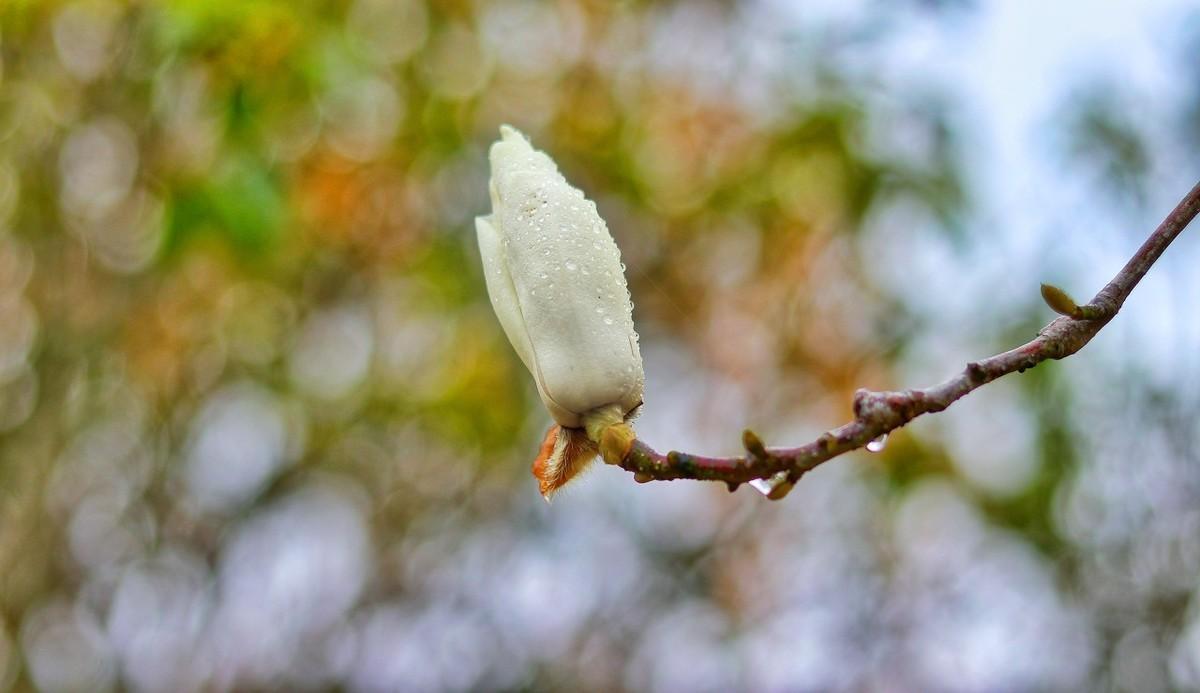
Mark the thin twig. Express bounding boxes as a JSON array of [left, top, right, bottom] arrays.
[[612, 180, 1200, 497]]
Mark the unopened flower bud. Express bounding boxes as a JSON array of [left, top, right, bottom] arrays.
[[477, 126, 644, 497]]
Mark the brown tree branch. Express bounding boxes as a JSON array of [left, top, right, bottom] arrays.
[[611, 180, 1200, 499]]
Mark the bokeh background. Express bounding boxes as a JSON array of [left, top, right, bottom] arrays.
[[1, 0, 1199, 690]]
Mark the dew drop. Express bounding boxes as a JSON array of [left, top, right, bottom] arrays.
[[748, 472, 789, 497], [866, 434, 888, 453], [565, 261, 577, 272], [748, 479, 773, 496], [603, 317, 613, 325]]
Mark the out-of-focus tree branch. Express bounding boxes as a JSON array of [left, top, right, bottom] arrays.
[[609, 180, 1200, 499]]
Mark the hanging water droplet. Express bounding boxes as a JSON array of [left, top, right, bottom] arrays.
[[748, 471, 789, 497], [748, 478, 773, 496], [866, 433, 888, 453]]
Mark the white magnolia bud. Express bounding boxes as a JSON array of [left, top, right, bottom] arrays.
[[477, 126, 643, 496]]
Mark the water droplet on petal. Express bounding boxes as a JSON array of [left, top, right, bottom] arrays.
[[866, 433, 888, 453], [565, 261, 577, 272], [603, 317, 613, 325]]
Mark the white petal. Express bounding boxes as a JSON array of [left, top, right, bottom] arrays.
[[477, 214, 579, 427], [485, 126, 643, 426], [476, 215, 535, 374]]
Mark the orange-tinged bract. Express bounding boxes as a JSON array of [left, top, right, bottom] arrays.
[[531, 424, 600, 499]]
